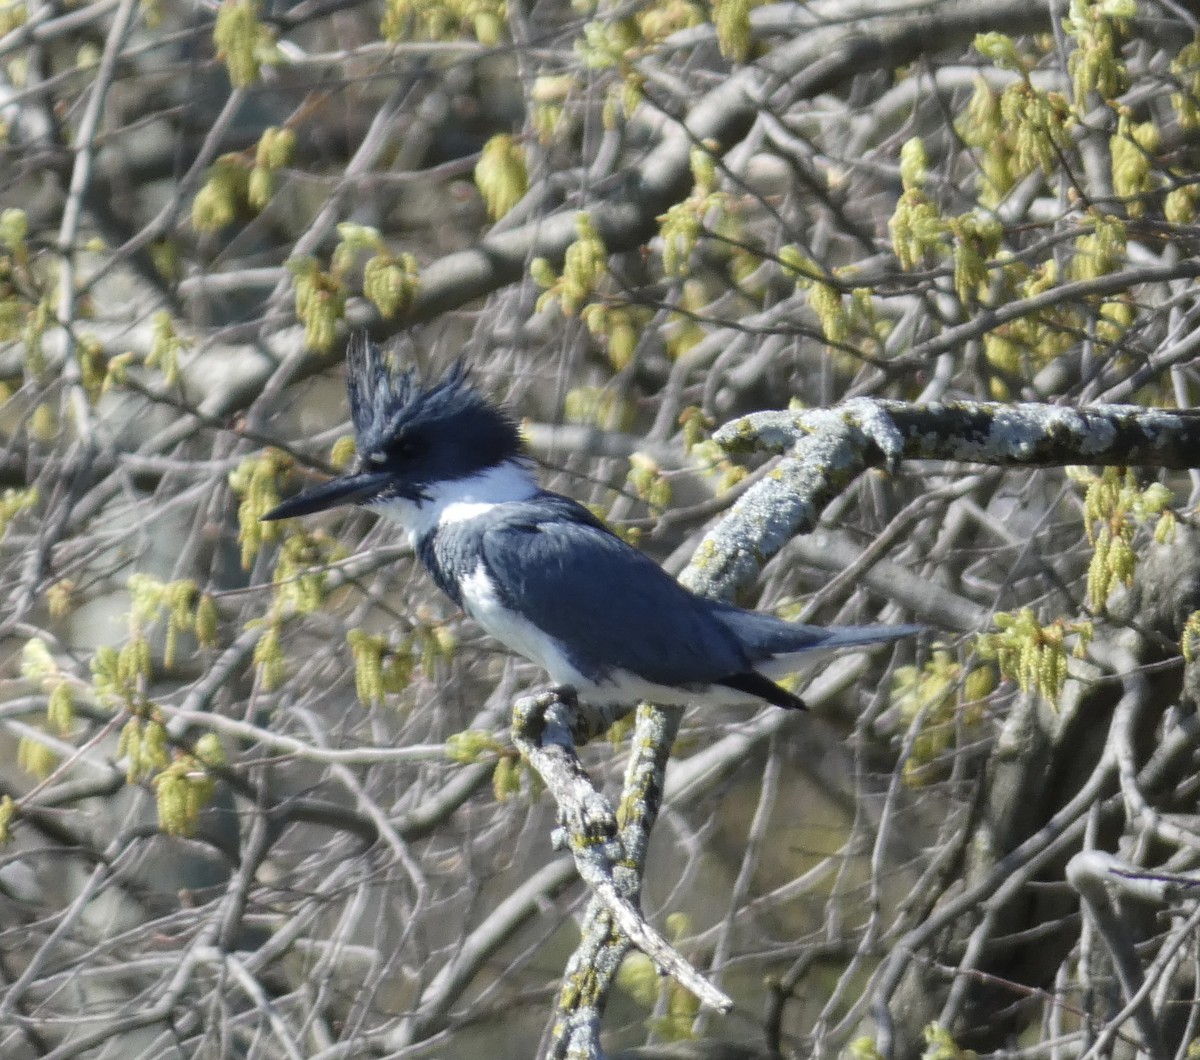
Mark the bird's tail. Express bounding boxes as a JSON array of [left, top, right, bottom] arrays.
[[749, 621, 921, 681], [809, 623, 924, 650], [711, 603, 920, 657]]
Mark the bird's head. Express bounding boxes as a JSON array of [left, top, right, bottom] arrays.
[[262, 334, 524, 522]]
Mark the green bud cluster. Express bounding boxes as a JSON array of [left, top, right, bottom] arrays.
[[445, 728, 503, 763], [75, 333, 107, 403], [561, 214, 606, 308], [689, 438, 747, 493], [252, 620, 285, 691], [976, 608, 1092, 707], [491, 755, 528, 800], [898, 136, 928, 188], [656, 146, 726, 279], [475, 134, 528, 220], [446, 732, 534, 801], [889, 139, 949, 270], [272, 529, 346, 616], [117, 715, 170, 783], [1095, 297, 1134, 346], [577, 16, 640, 71], [973, 32, 1028, 73], [1069, 466, 1175, 610], [949, 213, 1002, 305], [659, 201, 704, 279], [91, 644, 139, 710], [128, 573, 205, 669], [0, 3, 27, 35], [712, 0, 750, 63], [364, 252, 420, 319], [1064, 0, 1132, 109], [333, 223, 420, 320], [20, 636, 57, 682], [626, 452, 672, 512], [47, 681, 74, 736], [23, 298, 53, 377], [381, 0, 507, 45], [321, 437, 353, 474], [982, 260, 1078, 398], [779, 246, 851, 343], [1071, 212, 1126, 281], [678, 406, 713, 451], [581, 303, 646, 370], [347, 628, 389, 705], [17, 730, 57, 779], [46, 579, 73, 618], [1110, 110, 1159, 217], [213, 0, 278, 88], [647, 974, 701, 1041], [922, 1023, 979, 1060], [346, 621, 455, 704], [228, 450, 289, 568], [958, 78, 1015, 203], [248, 126, 296, 210], [145, 310, 189, 387], [1004, 83, 1071, 177], [0, 206, 27, 253], [20, 638, 77, 737], [0, 209, 56, 357], [1171, 35, 1200, 129], [191, 154, 250, 233], [532, 213, 608, 316], [663, 279, 712, 359], [616, 951, 659, 1008], [563, 385, 634, 431], [288, 257, 345, 352], [0, 795, 15, 845], [615, 914, 700, 1037], [193, 128, 293, 230], [845, 1036, 884, 1060], [958, 63, 1073, 206], [1164, 183, 1199, 224], [638, 0, 703, 44], [152, 735, 224, 836], [0, 485, 37, 538], [891, 649, 992, 786], [1182, 611, 1200, 663], [28, 403, 56, 442], [530, 75, 574, 143]]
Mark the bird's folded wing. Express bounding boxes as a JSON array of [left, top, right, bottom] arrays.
[[476, 496, 753, 687]]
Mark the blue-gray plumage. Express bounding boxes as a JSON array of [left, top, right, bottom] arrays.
[[263, 335, 920, 710]]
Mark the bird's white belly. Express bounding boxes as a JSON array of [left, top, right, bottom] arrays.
[[458, 564, 583, 685]]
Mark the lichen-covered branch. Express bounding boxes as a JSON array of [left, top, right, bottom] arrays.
[[510, 690, 732, 1053], [692, 400, 1200, 600]]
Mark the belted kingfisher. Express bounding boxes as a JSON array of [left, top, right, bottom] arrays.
[[262, 336, 919, 711]]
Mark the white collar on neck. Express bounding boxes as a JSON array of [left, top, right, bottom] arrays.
[[370, 459, 539, 541]]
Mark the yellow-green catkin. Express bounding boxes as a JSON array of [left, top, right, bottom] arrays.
[[1110, 110, 1160, 216], [712, 0, 750, 62], [213, 0, 276, 87], [976, 608, 1092, 706], [288, 257, 345, 352], [0, 795, 15, 844], [475, 134, 528, 220]]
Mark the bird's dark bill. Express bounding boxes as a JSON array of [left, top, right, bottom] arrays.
[[261, 470, 392, 521]]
